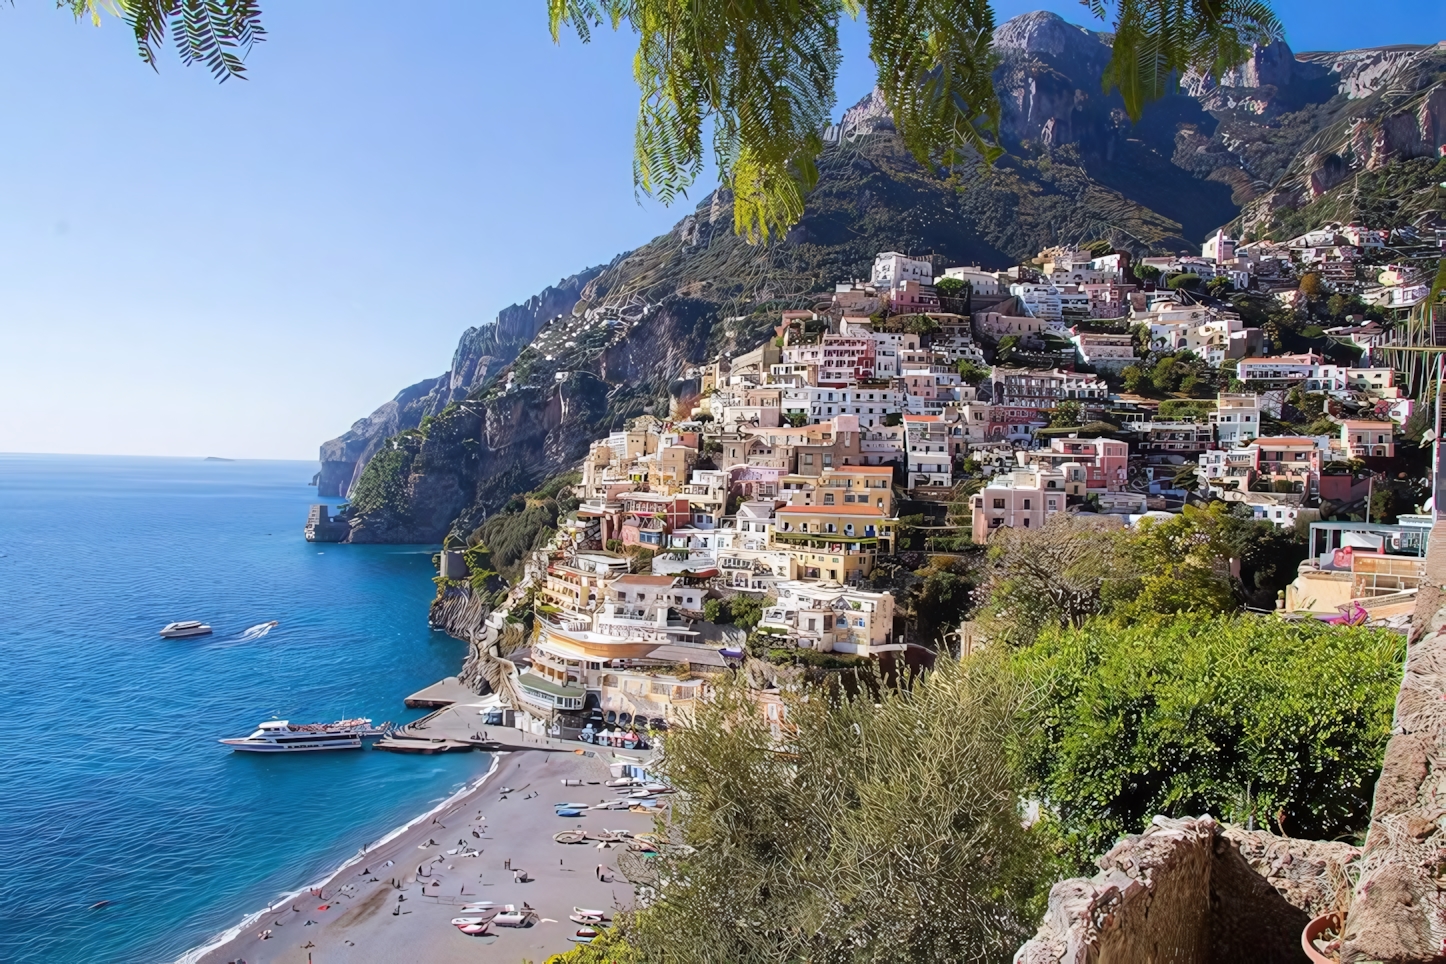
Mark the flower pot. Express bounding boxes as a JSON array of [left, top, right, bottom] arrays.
[[1302, 911, 1345, 963]]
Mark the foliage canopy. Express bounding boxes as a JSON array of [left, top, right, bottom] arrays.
[[598, 655, 1049, 962], [1014, 615, 1403, 870]]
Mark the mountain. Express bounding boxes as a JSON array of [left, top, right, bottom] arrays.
[[319, 12, 1446, 543]]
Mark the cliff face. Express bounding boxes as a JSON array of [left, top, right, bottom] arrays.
[[323, 14, 1446, 541], [316, 266, 604, 498]]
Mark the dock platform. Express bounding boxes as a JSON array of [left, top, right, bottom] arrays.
[[403, 676, 478, 708]]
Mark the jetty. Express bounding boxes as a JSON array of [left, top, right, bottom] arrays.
[[372, 735, 475, 754]]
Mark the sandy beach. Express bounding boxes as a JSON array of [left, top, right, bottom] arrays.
[[192, 746, 659, 964]]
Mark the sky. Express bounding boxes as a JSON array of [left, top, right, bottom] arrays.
[[1, 2, 1442, 460]]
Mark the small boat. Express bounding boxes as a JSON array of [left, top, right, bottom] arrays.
[[571, 912, 609, 924], [451, 917, 487, 926], [493, 910, 530, 927], [574, 907, 607, 918], [459, 902, 495, 912], [569, 935, 596, 943], [556, 808, 584, 817], [456, 923, 489, 935], [159, 621, 212, 638], [576, 927, 600, 938], [554, 802, 589, 809]]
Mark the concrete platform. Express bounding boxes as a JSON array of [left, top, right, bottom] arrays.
[[403, 676, 480, 708]]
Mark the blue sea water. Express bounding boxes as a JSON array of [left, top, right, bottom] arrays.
[[0, 454, 487, 964]]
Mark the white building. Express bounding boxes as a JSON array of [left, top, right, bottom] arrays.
[[938, 265, 1003, 296], [1210, 394, 1261, 447], [872, 252, 933, 292], [903, 413, 953, 488]]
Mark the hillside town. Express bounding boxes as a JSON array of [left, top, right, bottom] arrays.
[[425, 227, 1444, 737]]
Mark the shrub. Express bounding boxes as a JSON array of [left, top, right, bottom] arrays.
[[1014, 615, 1403, 871]]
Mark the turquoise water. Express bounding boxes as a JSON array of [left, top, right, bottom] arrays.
[[0, 454, 487, 963]]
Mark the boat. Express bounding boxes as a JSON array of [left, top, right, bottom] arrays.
[[492, 910, 530, 927], [456, 923, 489, 935], [574, 907, 607, 918], [219, 720, 376, 752], [159, 621, 212, 638], [451, 917, 487, 926], [571, 912, 609, 924], [556, 808, 584, 817]]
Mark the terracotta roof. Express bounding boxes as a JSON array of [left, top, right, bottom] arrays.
[[612, 575, 678, 586], [1256, 437, 1317, 446], [1340, 419, 1394, 428]]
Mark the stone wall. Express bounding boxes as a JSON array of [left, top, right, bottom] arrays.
[[1339, 522, 1446, 963], [1015, 816, 1357, 964]]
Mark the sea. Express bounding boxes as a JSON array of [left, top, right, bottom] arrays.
[[0, 454, 488, 964]]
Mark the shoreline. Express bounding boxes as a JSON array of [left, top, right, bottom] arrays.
[[173, 753, 501, 964], [184, 740, 654, 964]]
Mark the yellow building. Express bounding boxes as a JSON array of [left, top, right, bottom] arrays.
[[771, 504, 891, 582]]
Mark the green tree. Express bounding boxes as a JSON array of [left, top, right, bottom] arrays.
[[1014, 615, 1403, 870], [1299, 271, 1326, 301], [548, 0, 1281, 241], [956, 359, 991, 385], [729, 594, 767, 632], [974, 516, 1125, 647], [703, 597, 732, 623], [935, 276, 967, 297], [1049, 399, 1083, 427], [1164, 271, 1202, 290], [605, 656, 1049, 961]]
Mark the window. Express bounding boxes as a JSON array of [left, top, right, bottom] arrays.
[[803, 454, 814, 466], [826, 523, 836, 533], [1023, 499, 1031, 509], [993, 498, 1005, 509], [823, 493, 834, 505]]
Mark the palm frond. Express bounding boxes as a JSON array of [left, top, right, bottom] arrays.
[[63, 0, 265, 82], [1093, 0, 1283, 120], [862, 0, 1004, 171]]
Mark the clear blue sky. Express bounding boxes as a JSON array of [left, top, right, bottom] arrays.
[[1, 2, 1441, 460]]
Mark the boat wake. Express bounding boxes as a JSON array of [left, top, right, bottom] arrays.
[[238, 621, 279, 641]]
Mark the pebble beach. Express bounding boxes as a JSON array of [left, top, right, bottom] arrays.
[[193, 748, 659, 964]]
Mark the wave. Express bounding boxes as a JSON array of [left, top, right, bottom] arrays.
[[237, 621, 278, 641], [170, 754, 500, 964]]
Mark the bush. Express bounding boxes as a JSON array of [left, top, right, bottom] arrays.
[[611, 658, 1049, 960], [1014, 615, 1403, 871], [703, 598, 731, 624]]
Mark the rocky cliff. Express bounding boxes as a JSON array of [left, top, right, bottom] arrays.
[[320, 13, 1446, 541], [316, 266, 604, 497]]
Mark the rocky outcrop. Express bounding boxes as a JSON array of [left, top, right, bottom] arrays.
[[1016, 816, 1357, 964], [317, 374, 447, 497]]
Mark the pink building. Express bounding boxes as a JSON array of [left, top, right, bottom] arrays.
[[1340, 420, 1395, 459], [1026, 438, 1129, 491], [617, 492, 691, 549], [970, 467, 1073, 542]]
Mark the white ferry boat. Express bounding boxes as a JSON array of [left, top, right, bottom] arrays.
[[159, 621, 212, 638], [219, 718, 391, 753]]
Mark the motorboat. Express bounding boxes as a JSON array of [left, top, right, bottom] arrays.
[[492, 910, 530, 927], [159, 621, 212, 638], [571, 912, 610, 924], [451, 917, 487, 926], [456, 923, 489, 935], [219, 719, 376, 752]]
